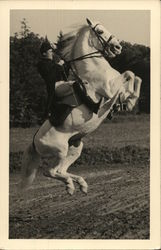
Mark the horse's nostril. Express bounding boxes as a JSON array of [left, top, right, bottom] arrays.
[[115, 45, 121, 50]]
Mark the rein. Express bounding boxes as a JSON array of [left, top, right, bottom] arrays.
[[65, 50, 102, 64]]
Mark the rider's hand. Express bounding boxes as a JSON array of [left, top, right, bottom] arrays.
[[58, 59, 65, 66]]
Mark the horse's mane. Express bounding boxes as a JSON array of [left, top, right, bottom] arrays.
[[56, 24, 87, 61]]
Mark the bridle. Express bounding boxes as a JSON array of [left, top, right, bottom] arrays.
[[64, 23, 114, 65], [91, 23, 114, 55]]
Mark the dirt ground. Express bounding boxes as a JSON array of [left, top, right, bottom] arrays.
[[9, 163, 149, 239]]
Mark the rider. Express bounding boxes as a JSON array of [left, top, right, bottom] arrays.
[[37, 38, 101, 119], [37, 39, 68, 114]]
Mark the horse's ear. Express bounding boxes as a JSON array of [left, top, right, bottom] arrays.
[[86, 18, 92, 26]]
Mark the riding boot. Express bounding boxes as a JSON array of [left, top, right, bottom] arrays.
[[84, 94, 102, 114], [73, 81, 102, 114]]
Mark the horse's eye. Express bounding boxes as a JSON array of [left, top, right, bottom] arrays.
[[97, 30, 103, 35]]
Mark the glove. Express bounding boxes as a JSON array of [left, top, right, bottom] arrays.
[[58, 60, 65, 66]]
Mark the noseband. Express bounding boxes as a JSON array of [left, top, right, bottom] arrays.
[[92, 23, 114, 53]]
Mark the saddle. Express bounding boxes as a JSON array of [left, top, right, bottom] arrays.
[[48, 80, 101, 126], [55, 80, 82, 107]]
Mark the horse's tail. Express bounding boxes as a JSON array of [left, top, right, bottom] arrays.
[[18, 143, 40, 191]]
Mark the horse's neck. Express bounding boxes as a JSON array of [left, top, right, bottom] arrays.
[[73, 30, 107, 77], [72, 29, 120, 94]]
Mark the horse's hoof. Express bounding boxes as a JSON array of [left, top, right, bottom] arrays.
[[81, 185, 88, 194], [66, 187, 75, 195], [66, 177, 75, 195]]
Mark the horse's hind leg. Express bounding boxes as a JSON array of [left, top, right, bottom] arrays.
[[44, 140, 88, 195], [19, 143, 40, 191], [32, 121, 77, 195], [56, 140, 88, 194], [43, 156, 76, 195]]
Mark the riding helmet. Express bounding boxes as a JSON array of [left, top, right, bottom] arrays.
[[40, 40, 53, 54]]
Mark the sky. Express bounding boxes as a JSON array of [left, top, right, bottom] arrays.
[[10, 10, 150, 46]]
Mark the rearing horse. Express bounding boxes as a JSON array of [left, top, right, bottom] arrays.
[[19, 18, 141, 195]]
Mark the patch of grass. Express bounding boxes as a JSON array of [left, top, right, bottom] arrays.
[[84, 114, 149, 149], [10, 145, 150, 173]]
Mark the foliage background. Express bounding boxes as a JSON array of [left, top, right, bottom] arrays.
[[10, 19, 150, 127]]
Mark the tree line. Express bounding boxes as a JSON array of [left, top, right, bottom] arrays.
[[10, 19, 150, 127]]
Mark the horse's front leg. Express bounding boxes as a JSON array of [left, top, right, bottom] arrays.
[[120, 71, 142, 111]]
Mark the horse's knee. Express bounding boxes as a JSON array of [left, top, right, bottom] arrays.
[[124, 70, 135, 80]]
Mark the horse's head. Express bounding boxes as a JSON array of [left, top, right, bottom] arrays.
[[86, 18, 122, 58]]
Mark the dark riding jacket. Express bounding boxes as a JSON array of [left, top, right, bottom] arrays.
[[37, 58, 67, 107]]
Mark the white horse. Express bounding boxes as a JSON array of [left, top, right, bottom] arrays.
[[19, 18, 141, 195]]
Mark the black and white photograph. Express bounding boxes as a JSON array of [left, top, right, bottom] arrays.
[[0, 0, 160, 249]]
